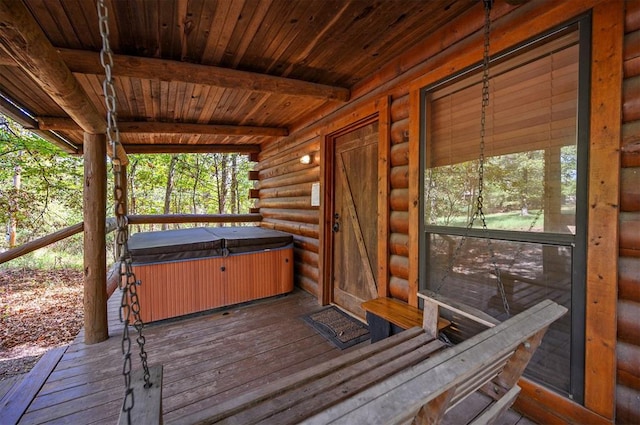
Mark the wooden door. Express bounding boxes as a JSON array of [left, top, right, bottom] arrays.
[[331, 122, 379, 317]]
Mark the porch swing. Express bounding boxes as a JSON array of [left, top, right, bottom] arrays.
[[96, 2, 163, 424], [98, 0, 567, 423]]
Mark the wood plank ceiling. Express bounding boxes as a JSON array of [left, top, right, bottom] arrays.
[[0, 0, 475, 155]]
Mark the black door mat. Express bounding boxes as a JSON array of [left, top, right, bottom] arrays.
[[303, 306, 370, 349]]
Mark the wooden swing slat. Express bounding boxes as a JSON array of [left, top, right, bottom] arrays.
[[118, 365, 163, 425]]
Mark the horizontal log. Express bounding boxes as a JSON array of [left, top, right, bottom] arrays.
[[389, 276, 409, 302], [261, 218, 319, 238], [622, 151, 640, 168], [0, 222, 84, 265], [38, 117, 287, 137], [260, 208, 318, 224], [390, 188, 409, 211], [625, 31, 640, 63], [293, 234, 320, 253], [249, 189, 260, 199], [625, 55, 640, 79], [389, 254, 409, 280], [390, 142, 409, 166], [259, 155, 317, 179], [620, 212, 640, 256], [258, 137, 320, 169], [120, 144, 260, 154], [258, 167, 319, 190], [619, 257, 640, 303], [621, 168, 640, 211], [0, 2, 104, 135], [106, 262, 121, 298], [623, 75, 640, 122], [623, 120, 640, 147], [625, 31, 640, 78], [390, 165, 409, 189], [257, 197, 313, 210], [390, 211, 409, 234], [390, 233, 409, 256], [60, 48, 349, 102], [626, 0, 640, 32], [294, 248, 319, 268], [622, 120, 640, 167], [126, 214, 262, 225], [259, 183, 313, 199], [617, 340, 640, 386], [390, 94, 410, 122], [295, 262, 319, 281], [390, 118, 409, 145], [618, 299, 640, 343], [0, 95, 37, 129], [249, 170, 260, 180], [617, 372, 640, 398], [616, 383, 640, 425], [296, 275, 318, 298]]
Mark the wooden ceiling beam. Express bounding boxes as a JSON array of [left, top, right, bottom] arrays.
[[59, 48, 350, 102], [38, 117, 287, 137], [0, 1, 128, 165], [121, 144, 261, 154]]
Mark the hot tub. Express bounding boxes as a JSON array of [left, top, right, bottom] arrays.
[[128, 226, 294, 322]]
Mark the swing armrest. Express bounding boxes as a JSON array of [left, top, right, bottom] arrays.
[[418, 290, 500, 329]]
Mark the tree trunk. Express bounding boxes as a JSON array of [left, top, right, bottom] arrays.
[[8, 157, 21, 247], [162, 154, 179, 230], [214, 154, 229, 214], [230, 154, 238, 214], [192, 156, 201, 214]]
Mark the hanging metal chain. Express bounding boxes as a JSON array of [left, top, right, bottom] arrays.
[[434, 0, 510, 317], [476, 0, 510, 317], [97, 1, 152, 422]]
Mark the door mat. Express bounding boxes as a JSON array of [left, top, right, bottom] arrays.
[[303, 306, 370, 349]]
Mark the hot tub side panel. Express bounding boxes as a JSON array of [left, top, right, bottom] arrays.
[[133, 257, 226, 323], [132, 246, 294, 322], [224, 247, 294, 305]]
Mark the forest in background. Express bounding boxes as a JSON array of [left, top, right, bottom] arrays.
[[0, 115, 255, 268]]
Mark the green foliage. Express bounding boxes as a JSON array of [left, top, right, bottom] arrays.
[[1, 119, 84, 251], [1, 115, 255, 267], [426, 148, 576, 232]]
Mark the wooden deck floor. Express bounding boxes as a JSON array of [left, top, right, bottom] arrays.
[[8, 289, 535, 425]]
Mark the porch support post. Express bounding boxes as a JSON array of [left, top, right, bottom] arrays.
[[83, 132, 108, 344]]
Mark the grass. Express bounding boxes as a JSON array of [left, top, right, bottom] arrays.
[[445, 210, 545, 232]]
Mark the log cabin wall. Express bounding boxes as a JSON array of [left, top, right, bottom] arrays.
[[256, 136, 322, 296], [388, 94, 410, 302], [618, 1, 640, 423], [257, 0, 631, 423]]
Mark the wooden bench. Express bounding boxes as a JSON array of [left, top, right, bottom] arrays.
[[178, 296, 567, 425], [362, 297, 450, 342]]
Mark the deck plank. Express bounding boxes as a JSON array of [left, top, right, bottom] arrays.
[[0, 346, 66, 425], [9, 289, 535, 425]]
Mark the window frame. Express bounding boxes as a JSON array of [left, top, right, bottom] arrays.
[[418, 15, 591, 403]]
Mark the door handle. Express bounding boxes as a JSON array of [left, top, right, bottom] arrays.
[[333, 213, 340, 233]]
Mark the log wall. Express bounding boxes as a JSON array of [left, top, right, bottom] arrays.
[[257, 137, 321, 296], [618, 2, 640, 423], [256, 1, 632, 422]]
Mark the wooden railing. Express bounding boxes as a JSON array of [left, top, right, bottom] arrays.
[[127, 213, 262, 225], [0, 214, 262, 265]]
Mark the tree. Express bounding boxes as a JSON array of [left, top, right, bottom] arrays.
[[0, 116, 83, 249]]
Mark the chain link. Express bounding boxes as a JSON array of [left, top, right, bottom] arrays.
[[435, 0, 509, 317], [97, 2, 152, 422]]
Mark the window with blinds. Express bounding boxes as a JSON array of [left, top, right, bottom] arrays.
[[420, 22, 587, 403]]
